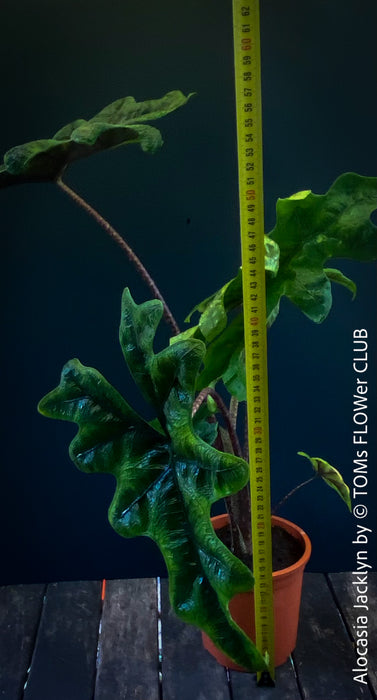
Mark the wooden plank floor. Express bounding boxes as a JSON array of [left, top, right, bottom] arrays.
[[0, 574, 376, 699]]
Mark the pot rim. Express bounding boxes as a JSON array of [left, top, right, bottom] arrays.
[[211, 512, 312, 580]]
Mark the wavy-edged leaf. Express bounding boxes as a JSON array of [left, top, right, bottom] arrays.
[[222, 345, 246, 402], [184, 268, 242, 343], [196, 314, 244, 392], [268, 173, 376, 323], [185, 268, 241, 322], [184, 237, 279, 344], [118, 290, 164, 411], [170, 324, 204, 346], [179, 174, 376, 400], [0, 91, 193, 187], [89, 91, 196, 125], [38, 289, 266, 672], [298, 452, 351, 511], [192, 399, 219, 445]]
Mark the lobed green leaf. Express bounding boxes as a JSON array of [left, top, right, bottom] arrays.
[[0, 91, 193, 187], [184, 236, 279, 345], [268, 173, 376, 323], [181, 173, 376, 399], [38, 288, 267, 672]]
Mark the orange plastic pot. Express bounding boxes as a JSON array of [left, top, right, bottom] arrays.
[[202, 513, 311, 670]]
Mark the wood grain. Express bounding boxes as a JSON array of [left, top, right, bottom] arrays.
[[160, 578, 231, 700], [94, 578, 159, 700], [1, 574, 375, 699], [0, 583, 45, 700], [293, 573, 374, 700], [23, 580, 102, 700], [329, 572, 377, 697]]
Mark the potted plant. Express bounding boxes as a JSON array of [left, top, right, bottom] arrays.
[[1, 90, 376, 674]]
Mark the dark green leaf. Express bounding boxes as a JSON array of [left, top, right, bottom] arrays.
[[192, 399, 219, 445], [268, 173, 376, 323], [89, 91, 196, 125], [38, 289, 266, 672], [196, 314, 244, 392], [181, 174, 376, 400], [298, 452, 352, 510], [185, 236, 279, 342], [185, 268, 243, 343], [118, 289, 165, 412], [0, 91, 193, 187], [222, 345, 246, 402]]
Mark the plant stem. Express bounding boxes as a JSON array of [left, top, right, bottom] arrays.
[[226, 404, 253, 566], [226, 485, 252, 563], [214, 429, 236, 555], [272, 476, 318, 515], [56, 177, 180, 336], [193, 389, 252, 563], [192, 387, 242, 458], [213, 428, 247, 560], [229, 395, 239, 431]]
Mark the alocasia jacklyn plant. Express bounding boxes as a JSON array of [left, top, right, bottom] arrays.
[[1, 91, 376, 672]]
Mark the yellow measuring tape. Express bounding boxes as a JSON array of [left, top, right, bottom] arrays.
[[232, 0, 275, 684]]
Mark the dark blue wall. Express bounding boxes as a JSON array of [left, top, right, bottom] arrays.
[[0, 0, 376, 583]]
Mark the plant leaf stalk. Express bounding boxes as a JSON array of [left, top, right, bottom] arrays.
[[227, 402, 253, 566], [272, 476, 318, 515], [55, 175, 287, 569], [192, 387, 243, 458], [229, 395, 239, 431], [56, 177, 180, 336], [56, 174, 254, 565], [192, 389, 252, 563]]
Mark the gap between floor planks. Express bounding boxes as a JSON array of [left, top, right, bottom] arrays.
[[0, 574, 375, 700]]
